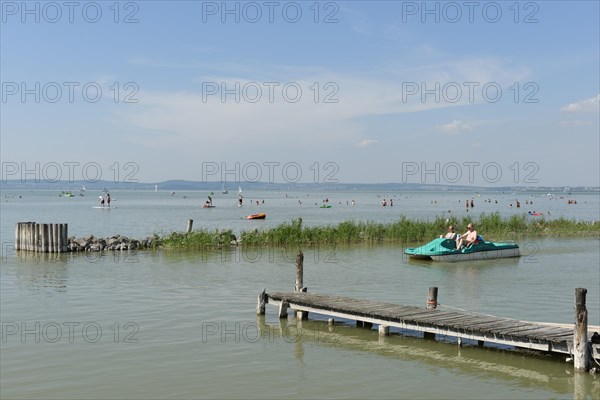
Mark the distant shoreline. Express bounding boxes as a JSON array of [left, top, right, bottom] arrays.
[[2, 181, 599, 193]]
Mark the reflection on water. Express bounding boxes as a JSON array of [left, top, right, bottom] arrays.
[[12, 252, 69, 293], [257, 316, 600, 399]]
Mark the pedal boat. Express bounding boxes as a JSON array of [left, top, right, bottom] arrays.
[[404, 238, 520, 262]]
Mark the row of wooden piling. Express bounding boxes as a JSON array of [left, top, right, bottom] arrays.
[[15, 222, 68, 253]]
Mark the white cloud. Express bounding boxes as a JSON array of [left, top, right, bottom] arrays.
[[113, 59, 527, 160], [561, 94, 600, 113], [436, 120, 472, 134], [356, 139, 379, 148]]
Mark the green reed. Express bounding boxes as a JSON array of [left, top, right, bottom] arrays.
[[161, 213, 598, 249]]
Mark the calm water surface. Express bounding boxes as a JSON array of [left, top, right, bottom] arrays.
[[1, 190, 599, 399]]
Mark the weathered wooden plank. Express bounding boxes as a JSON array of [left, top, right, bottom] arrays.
[[527, 327, 573, 339], [468, 320, 528, 332], [437, 316, 504, 328]]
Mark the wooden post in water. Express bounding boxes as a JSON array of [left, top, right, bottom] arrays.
[[20, 223, 26, 251], [574, 288, 590, 372], [30, 223, 35, 251], [23, 223, 29, 251], [15, 223, 20, 251], [53, 224, 59, 252], [295, 250, 304, 291], [61, 224, 68, 252], [47, 224, 52, 253], [42, 224, 49, 253], [48, 224, 53, 252], [379, 325, 390, 336], [294, 250, 307, 319], [256, 289, 266, 315], [427, 287, 438, 310], [26, 223, 31, 251], [34, 223, 40, 252], [279, 301, 289, 319], [424, 287, 438, 339], [187, 219, 193, 233]]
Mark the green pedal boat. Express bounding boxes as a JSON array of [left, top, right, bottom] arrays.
[[405, 237, 520, 262]]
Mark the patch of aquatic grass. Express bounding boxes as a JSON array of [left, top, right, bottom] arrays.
[[165, 213, 599, 249], [162, 228, 235, 249]]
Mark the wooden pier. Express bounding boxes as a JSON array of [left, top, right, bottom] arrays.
[[257, 251, 600, 372]]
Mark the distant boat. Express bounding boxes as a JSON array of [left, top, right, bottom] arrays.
[[155, 185, 158, 192], [238, 186, 242, 194], [81, 185, 86, 192], [222, 182, 228, 194], [246, 213, 266, 220]]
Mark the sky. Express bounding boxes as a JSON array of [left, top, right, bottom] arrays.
[[1, 0, 599, 187]]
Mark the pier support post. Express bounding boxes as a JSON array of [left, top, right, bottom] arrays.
[[295, 250, 304, 291], [427, 287, 438, 310], [256, 289, 266, 315], [379, 325, 389, 336], [423, 287, 438, 339], [295, 250, 308, 320], [574, 288, 590, 372], [279, 301, 289, 319], [187, 219, 193, 233]]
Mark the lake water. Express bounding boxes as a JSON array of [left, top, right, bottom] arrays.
[[1, 189, 599, 399]]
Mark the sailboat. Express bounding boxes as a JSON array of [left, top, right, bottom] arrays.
[[238, 186, 242, 194], [222, 182, 228, 194], [155, 185, 158, 192]]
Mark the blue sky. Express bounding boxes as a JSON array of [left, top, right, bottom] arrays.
[[1, 0, 599, 187]]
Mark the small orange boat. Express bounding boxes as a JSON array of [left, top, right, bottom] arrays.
[[246, 213, 266, 220]]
